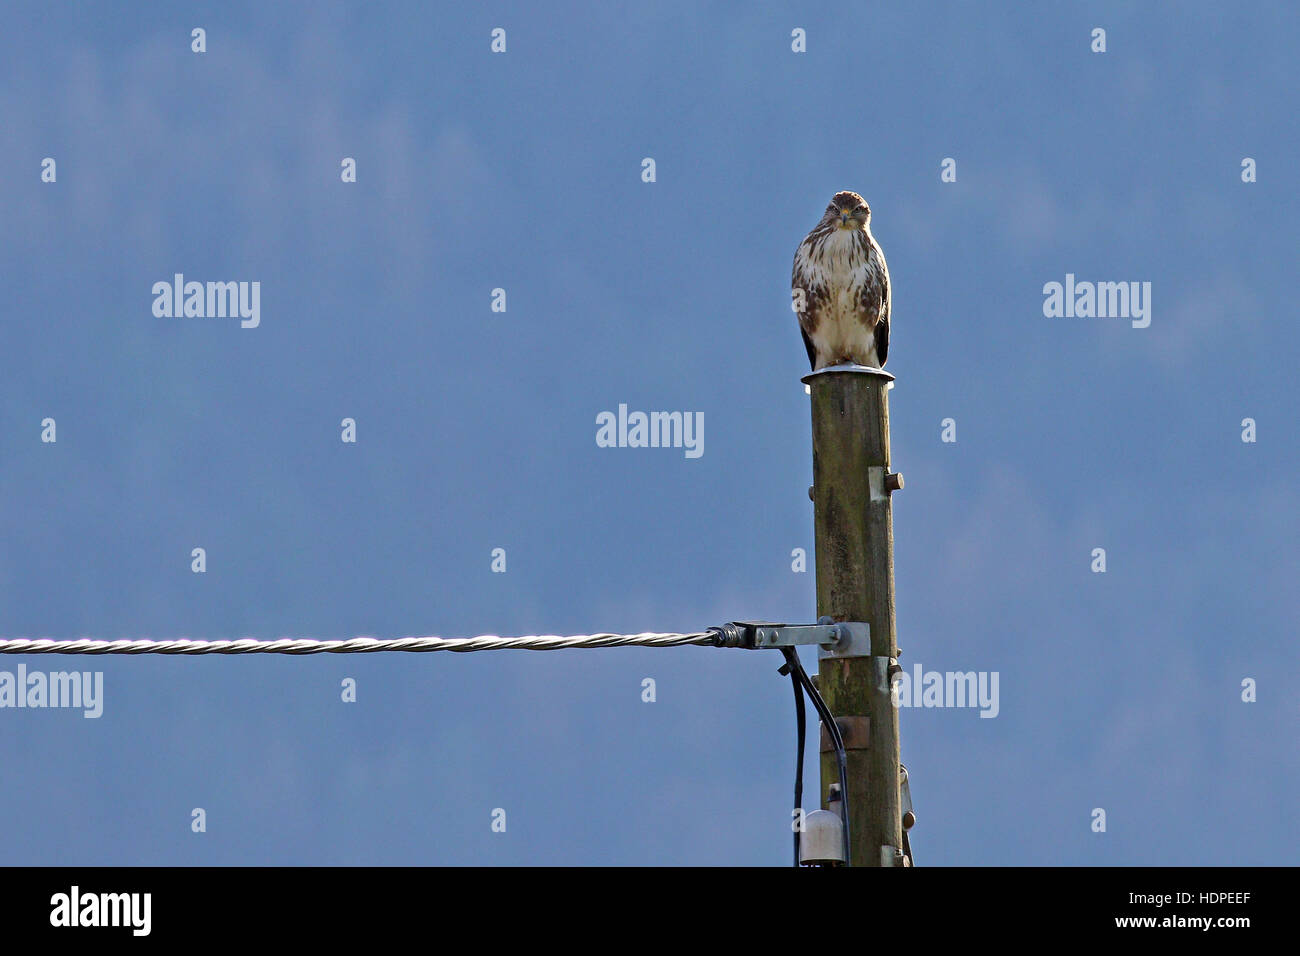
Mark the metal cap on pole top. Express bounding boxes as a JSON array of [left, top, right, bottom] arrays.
[[801, 361, 895, 383]]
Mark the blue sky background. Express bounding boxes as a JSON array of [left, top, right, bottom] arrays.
[[1, 2, 1295, 865]]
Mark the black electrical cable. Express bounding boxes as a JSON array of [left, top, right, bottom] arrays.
[[778, 654, 806, 867], [781, 647, 851, 866], [792, 659, 851, 866]]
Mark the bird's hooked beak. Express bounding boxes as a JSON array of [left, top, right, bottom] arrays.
[[837, 209, 854, 228]]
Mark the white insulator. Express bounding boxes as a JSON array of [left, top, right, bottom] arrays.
[[799, 809, 846, 866]]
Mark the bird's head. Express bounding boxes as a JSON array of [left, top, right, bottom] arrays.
[[825, 191, 871, 230]]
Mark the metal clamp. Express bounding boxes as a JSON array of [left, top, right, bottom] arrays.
[[881, 845, 908, 867], [819, 615, 873, 660], [707, 620, 869, 652]]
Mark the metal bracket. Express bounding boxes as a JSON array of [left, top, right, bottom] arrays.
[[819, 716, 869, 752], [707, 620, 869, 653], [817, 615, 872, 660], [900, 764, 916, 831]]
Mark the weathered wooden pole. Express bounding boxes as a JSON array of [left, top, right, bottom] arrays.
[[804, 364, 904, 867]]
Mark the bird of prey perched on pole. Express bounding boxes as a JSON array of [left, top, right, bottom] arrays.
[[791, 191, 891, 370]]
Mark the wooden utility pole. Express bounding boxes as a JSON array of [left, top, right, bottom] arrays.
[[805, 364, 904, 867]]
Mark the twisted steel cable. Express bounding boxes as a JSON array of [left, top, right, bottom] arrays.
[[0, 632, 717, 656]]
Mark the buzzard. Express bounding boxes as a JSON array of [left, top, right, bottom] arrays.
[[792, 191, 891, 370]]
